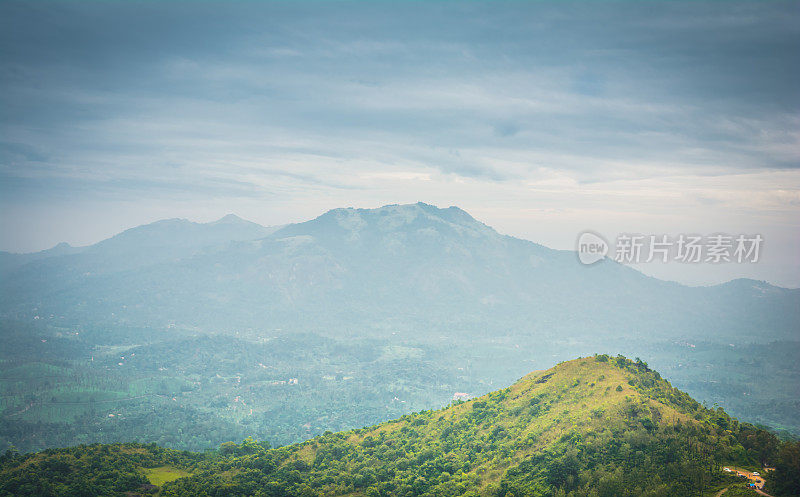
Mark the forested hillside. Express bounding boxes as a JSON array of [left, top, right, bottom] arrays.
[[2, 356, 798, 497]]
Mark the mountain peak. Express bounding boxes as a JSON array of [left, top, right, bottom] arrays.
[[711, 278, 796, 294], [210, 213, 249, 225], [305, 202, 488, 234]]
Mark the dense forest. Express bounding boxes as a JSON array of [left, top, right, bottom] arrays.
[[2, 356, 798, 497], [0, 320, 485, 452]]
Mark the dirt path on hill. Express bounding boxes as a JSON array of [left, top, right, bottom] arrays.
[[726, 467, 775, 497]]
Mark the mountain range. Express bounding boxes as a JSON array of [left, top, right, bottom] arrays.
[[0, 203, 798, 452], [2, 203, 797, 339]]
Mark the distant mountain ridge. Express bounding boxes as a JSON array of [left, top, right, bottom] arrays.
[[0, 214, 275, 274], [1, 203, 797, 341]]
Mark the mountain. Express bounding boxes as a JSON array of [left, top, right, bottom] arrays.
[[87, 213, 273, 259], [0, 242, 85, 276], [2, 214, 273, 275], [2, 356, 797, 497], [0, 214, 278, 310], [0, 214, 271, 275], [2, 203, 796, 339]]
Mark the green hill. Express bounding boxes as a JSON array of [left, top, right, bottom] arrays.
[[1, 356, 797, 497]]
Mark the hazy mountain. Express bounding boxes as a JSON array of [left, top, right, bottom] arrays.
[[92, 213, 271, 250], [1, 203, 795, 340], [0, 214, 278, 314], [0, 242, 85, 276], [2, 214, 273, 275], [3, 356, 795, 497]]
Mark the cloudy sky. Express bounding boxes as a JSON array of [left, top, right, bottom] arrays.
[[1, 1, 798, 287]]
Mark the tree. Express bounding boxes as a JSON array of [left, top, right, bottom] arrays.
[[769, 441, 800, 497]]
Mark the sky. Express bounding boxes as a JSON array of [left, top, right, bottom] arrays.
[[1, 1, 798, 287]]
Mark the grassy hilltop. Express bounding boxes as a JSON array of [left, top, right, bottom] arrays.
[[1, 356, 797, 497]]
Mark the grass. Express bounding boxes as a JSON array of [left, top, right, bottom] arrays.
[[143, 465, 192, 486]]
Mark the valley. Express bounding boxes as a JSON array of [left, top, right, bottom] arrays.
[[2, 317, 798, 454]]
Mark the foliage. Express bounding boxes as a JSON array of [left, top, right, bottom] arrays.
[[0, 322, 472, 453], [768, 440, 800, 496], [0, 357, 790, 497]]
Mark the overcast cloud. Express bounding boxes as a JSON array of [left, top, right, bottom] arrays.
[[1, 1, 798, 286]]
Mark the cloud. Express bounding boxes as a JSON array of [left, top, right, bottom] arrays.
[[0, 1, 798, 285]]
